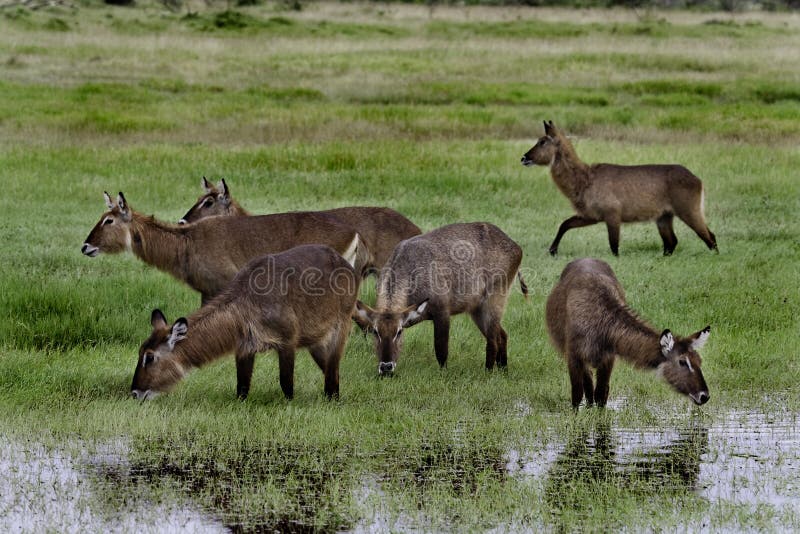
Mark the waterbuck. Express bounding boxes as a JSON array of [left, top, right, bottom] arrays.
[[177, 177, 422, 275], [131, 245, 358, 401], [545, 258, 711, 409], [82, 192, 365, 303], [352, 222, 527, 375], [521, 121, 717, 256]]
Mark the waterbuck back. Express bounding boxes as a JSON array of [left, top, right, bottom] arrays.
[[132, 244, 359, 400]]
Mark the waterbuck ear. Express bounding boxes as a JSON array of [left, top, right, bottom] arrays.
[[659, 329, 674, 356], [352, 301, 375, 332], [202, 176, 213, 193], [168, 317, 188, 349], [402, 300, 429, 328], [116, 192, 131, 220], [690, 326, 711, 351], [218, 178, 230, 204], [544, 120, 556, 136], [150, 309, 168, 329], [103, 191, 115, 210]]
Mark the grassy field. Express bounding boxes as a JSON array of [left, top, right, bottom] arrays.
[[1, 1, 799, 531]]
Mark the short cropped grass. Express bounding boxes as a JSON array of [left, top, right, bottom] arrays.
[[0, 2, 798, 531]]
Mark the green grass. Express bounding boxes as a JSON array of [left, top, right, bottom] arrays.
[[0, 1, 799, 531]]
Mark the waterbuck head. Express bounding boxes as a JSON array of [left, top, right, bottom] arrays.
[[178, 177, 232, 224], [81, 192, 133, 257], [656, 326, 711, 405], [521, 120, 560, 167], [352, 300, 428, 375], [131, 309, 189, 400]]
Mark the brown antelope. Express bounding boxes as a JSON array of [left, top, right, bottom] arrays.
[[82, 192, 365, 304], [131, 245, 359, 401], [521, 121, 717, 256], [352, 222, 527, 375], [178, 177, 422, 275], [545, 258, 711, 409]]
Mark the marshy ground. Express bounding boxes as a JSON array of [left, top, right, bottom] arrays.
[[0, 1, 798, 530]]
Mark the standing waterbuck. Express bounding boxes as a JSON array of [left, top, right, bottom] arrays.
[[177, 177, 422, 275], [546, 258, 711, 409], [352, 222, 527, 375], [521, 121, 717, 256], [82, 192, 365, 303], [131, 245, 359, 401]]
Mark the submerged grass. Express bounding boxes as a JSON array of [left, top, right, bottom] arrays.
[[0, 2, 799, 531]]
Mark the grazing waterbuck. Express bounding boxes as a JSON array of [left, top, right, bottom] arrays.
[[521, 121, 717, 256], [352, 222, 527, 375], [177, 177, 422, 275], [131, 245, 359, 401], [546, 258, 711, 408], [82, 192, 365, 303]]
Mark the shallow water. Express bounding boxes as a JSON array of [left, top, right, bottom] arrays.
[[1, 408, 797, 531]]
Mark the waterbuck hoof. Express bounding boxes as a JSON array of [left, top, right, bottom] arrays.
[[548, 247, 558, 256]]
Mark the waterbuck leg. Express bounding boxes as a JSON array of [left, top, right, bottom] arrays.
[[677, 211, 718, 251], [235, 349, 256, 400], [470, 309, 497, 370], [433, 313, 451, 368], [310, 340, 343, 400], [594, 357, 615, 408], [605, 214, 621, 256], [549, 216, 599, 256], [582, 367, 595, 406], [277, 348, 295, 400], [496, 328, 509, 368], [656, 213, 678, 256], [567, 356, 587, 409]]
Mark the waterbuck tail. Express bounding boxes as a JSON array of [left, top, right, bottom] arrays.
[[517, 271, 529, 300]]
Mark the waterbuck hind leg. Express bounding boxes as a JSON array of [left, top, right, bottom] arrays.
[[433, 313, 451, 368], [235, 349, 256, 400], [594, 357, 615, 408], [496, 327, 509, 368], [550, 216, 599, 256], [582, 368, 595, 406], [277, 348, 295, 400], [676, 210, 717, 251], [568, 358, 587, 409], [656, 213, 678, 256], [605, 214, 621, 256]]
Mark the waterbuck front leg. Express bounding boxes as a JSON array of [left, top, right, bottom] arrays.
[[549, 216, 599, 256], [496, 327, 509, 368], [309, 338, 344, 400], [656, 213, 678, 256], [235, 348, 256, 400], [433, 313, 451, 368], [277, 347, 295, 400], [594, 356, 615, 408]]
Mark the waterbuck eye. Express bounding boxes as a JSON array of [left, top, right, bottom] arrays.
[[394, 328, 403, 340], [679, 359, 689, 368], [103, 217, 113, 225], [202, 199, 214, 208], [143, 351, 155, 367]]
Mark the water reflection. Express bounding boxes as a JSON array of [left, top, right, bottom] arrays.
[[543, 417, 708, 514]]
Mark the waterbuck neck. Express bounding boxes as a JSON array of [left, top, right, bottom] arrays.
[[550, 140, 591, 207], [172, 299, 243, 370], [129, 213, 189, 280], [607, 304, 664, 369], [229, 200, 249, 216]]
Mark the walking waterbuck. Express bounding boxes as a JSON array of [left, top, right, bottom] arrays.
[[352, 222, 527, 375], [521, 121, 717, 256], [131, 245, 358, 401], [82, 192, 365, 303], [177, 177, 422, 275], [545, 258, 711, 408]]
